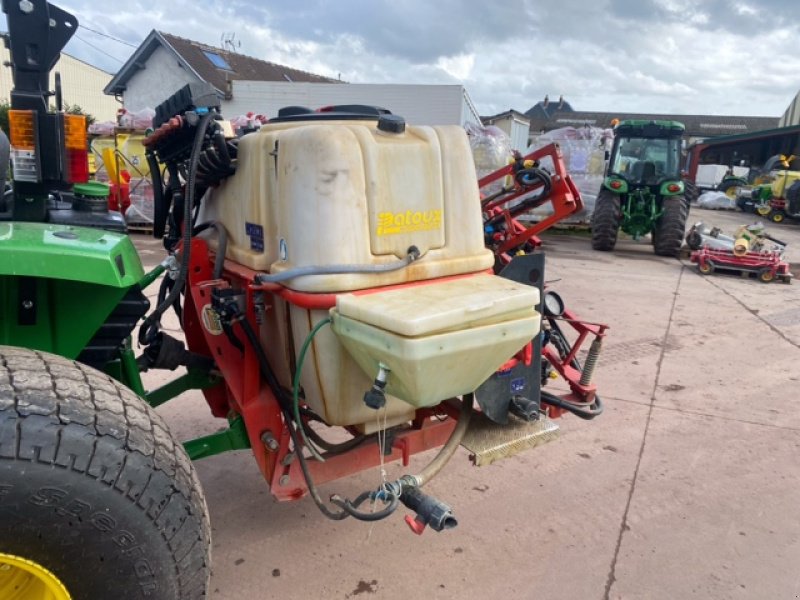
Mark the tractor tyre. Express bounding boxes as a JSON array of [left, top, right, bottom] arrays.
[[683, 179, 699, 205], [591, 189, 621, 251], [653, 195, 688, 257], [786, 180, 800, 217], [771, 210, 786, 223], [0, 346, 210, 599], [718, 178, 747, 199]]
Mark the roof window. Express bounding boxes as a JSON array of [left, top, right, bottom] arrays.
[[203, 50, 232, 70]]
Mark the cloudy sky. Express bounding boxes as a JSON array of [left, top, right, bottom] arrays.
[[54, 0, 800, 118]]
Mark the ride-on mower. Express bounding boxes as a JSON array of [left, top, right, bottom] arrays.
[[591, 120, 689, 257], [0, 2, 606, 598]]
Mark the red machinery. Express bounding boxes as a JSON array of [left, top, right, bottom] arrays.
[[479, 145, 583, 263], [691, 246, 792, 283]]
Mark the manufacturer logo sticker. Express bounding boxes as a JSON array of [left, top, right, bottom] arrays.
[[201, 304, 224, 336]]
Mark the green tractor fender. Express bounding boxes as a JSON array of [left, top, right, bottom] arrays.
[[659, 180, 685, 197], [603, 175, 629, 194], [0, 222, 145, 359]]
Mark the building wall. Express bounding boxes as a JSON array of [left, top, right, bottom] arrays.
[[122, 46, 202, 112], [779, 91, 800, 127], [485, 114, 531, 151], [0, 47, 119, 122], [225, 81, 480, 127]]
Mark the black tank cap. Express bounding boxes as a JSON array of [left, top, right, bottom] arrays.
[[377, 114, 406, 133]]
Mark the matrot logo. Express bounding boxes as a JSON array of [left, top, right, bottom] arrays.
[[377, 209, 442, 236]]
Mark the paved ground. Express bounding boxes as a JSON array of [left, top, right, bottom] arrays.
[[135, 206, 800, 599]]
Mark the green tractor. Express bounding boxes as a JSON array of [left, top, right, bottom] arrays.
[[591, 120, 689, 257]]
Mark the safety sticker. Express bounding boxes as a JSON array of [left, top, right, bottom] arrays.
[[245, 222, 264, 251], [201, 304, 224, 336]]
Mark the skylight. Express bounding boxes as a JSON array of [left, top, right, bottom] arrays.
[[203, 50, 232, 70]]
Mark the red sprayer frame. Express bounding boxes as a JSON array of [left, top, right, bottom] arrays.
[[478, 143, 583, 262]]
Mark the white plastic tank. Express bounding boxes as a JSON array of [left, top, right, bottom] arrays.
[[200, 118, 494, 292]]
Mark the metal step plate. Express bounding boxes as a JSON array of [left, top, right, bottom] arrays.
[[460, 412, 560, 467]]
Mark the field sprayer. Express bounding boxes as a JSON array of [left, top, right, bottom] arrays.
[[0, 2, 606, 597]]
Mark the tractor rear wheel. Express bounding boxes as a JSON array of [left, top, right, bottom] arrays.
[[591, 189, 621, 251], [786, 181, 800, 216], [0, 346, 210, 599], [653, 196, 688, 257], [683, 179, 699, 204]]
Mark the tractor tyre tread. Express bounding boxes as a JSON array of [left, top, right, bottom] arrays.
[[786, 180, 800, 216], [654, 195, 688, 257], [0, 346, 211, 599], [591, 189, 621, 251]]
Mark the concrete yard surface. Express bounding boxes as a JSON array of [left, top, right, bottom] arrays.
[[135, 206, 800, 599]]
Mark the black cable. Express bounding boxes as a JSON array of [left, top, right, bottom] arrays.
[[540, 390, 604, 420], [139, 112, 213, 345]]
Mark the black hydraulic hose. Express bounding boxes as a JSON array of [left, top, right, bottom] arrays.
[[213, 128, 231, 164], [139, 112, 213, 345], [304, 425, 371, 455], [540, 390, 604, 420], [330, 489, 400, 521]]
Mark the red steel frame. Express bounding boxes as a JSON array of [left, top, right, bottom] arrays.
[[478, 143, 583, 262]]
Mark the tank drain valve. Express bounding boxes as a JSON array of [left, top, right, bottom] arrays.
[[400, 485, 458, 535], [363, 363, 390, 410]]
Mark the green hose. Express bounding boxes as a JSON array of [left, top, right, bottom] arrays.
[[293, 317, 332, 462]]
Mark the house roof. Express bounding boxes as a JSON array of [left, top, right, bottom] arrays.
[[528, 109, 780, 138], [481, 109, 531, 124], [104, 30, 339, 97]]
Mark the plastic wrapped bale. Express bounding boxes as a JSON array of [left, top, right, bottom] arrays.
[[125, 178, 154, 225], [697, 191, 736, 210], [466, 123, 513, 197], [526, 126, 612, 221]]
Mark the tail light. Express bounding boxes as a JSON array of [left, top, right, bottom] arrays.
[[8, 109, 41, 182], [610, 180, 623, 190], [63, 113, 89, 183], [667, 183, 681, 193]]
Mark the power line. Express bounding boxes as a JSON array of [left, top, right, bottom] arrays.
[[78, 23, 139, 48], [73, 34, 125, 63]]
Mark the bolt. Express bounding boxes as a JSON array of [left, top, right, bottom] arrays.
[[280, 452, 295, 466], [21, 300, 33, 310], [279, 475, 290, 487], [0, 563, 10, 571], [19, 1, 33, 14], [261, 431, 279, 452]]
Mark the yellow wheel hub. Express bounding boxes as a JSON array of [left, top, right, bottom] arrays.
[[0, 553, 71, 600]]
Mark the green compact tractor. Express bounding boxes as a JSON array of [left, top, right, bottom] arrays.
[[0, 1, 609, 598], [591, 120, 689, 257]]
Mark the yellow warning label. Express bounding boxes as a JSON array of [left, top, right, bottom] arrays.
[[377, 210, 442, 236]]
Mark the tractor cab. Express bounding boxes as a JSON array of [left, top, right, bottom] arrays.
[[607, 120, 684, 189]]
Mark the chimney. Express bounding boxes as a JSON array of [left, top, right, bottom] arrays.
[[558, 95, 564, 109], [543, 94, 549, 108]]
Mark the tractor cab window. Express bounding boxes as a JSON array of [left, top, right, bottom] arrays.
[[613, 137, 681, 183]]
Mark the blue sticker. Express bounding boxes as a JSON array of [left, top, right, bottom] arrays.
[[245, 222, 264, 251], [510, 378, 526, 393]]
